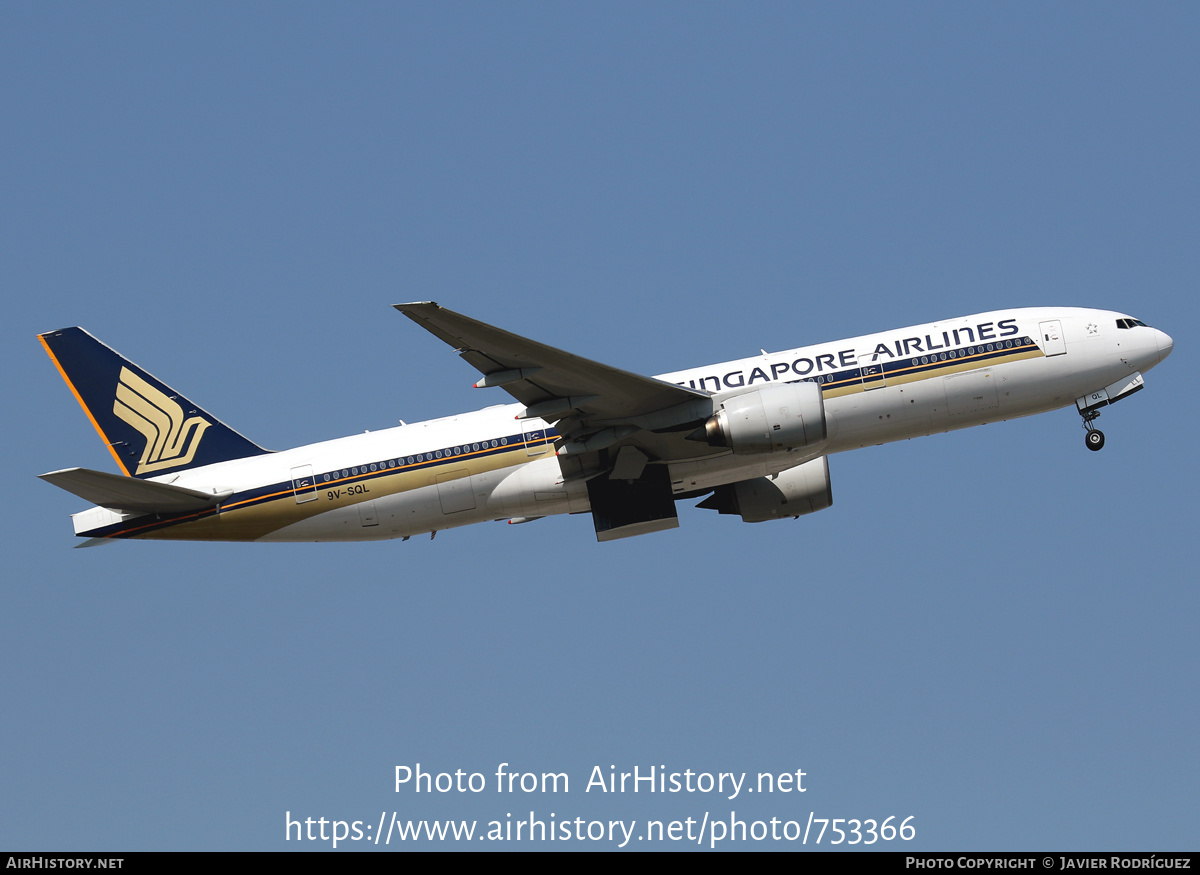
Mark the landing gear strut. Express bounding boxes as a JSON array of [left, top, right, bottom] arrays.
[[1081, 409, 1105, 451]]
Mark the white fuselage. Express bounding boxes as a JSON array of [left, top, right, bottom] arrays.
[[69, 307, 1172, 542]]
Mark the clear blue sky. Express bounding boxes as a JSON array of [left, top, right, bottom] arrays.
[[2, 3, 1196, 850]]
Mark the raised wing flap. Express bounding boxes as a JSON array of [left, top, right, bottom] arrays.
[[394, 302, 710, 427], [39, 467, 233, 514]]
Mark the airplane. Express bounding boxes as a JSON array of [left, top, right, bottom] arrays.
[[37, 304, 1173, 545]]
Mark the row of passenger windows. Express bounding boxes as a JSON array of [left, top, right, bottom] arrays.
[[314, 334, 1040, 484], [909, 336, 1033, 368], [1116, 318, 1148, 329], [315, 335, 1036, 484], [803, 336, 1035, 382], [320, 438, 512, 482]]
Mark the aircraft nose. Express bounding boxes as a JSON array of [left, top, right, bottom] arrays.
[[1154, 328, 1174, 364]]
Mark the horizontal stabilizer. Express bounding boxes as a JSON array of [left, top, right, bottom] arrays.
[[39, 467, 232, 514]]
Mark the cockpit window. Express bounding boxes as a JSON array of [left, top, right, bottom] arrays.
[[1116, 318, 1150, 329]]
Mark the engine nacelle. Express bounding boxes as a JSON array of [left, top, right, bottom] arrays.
[[697, 457, 832, 523], [701, 382, 826, 454]]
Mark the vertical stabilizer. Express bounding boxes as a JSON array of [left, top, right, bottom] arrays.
[[39, 327, 270, 478]]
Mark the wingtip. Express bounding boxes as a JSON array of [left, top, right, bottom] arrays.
[[393, 301, 440, 313], [74, 537, 120, 549]]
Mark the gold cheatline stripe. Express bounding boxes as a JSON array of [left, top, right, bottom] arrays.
[[145, 439, 535, 523]]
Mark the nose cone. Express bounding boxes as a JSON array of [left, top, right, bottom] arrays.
[[1154, 328, 1174, 364]]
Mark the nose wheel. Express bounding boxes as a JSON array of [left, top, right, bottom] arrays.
[[1081, 409, 1105, 451]]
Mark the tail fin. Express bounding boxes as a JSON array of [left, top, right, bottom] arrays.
[[39, 327, 270, 478]]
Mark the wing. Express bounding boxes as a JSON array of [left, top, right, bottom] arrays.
[[394, 302, 716, 461]]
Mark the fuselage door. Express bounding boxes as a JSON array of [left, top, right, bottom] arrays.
[[1039, 320, 1067, 356], [291, 465, 317, 503], [523, 422, 550, 456], [859, 362, 886, 390]]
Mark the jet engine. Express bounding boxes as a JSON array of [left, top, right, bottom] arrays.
[[696, 457, 832, 522], [699, 382, 826, 454]]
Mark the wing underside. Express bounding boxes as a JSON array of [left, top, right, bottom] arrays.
[[394, 302, 725, 539], [39, 467, 232, 514]]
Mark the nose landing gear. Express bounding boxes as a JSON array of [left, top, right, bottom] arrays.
[[1081, 410, 1105, 451]]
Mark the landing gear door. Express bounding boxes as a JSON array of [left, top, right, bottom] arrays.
[[436, 470, 477, 514], [1039, 321, 1067, 356]]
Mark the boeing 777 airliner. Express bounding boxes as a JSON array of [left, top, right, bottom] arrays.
[[38, 304, 1173, 544]]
